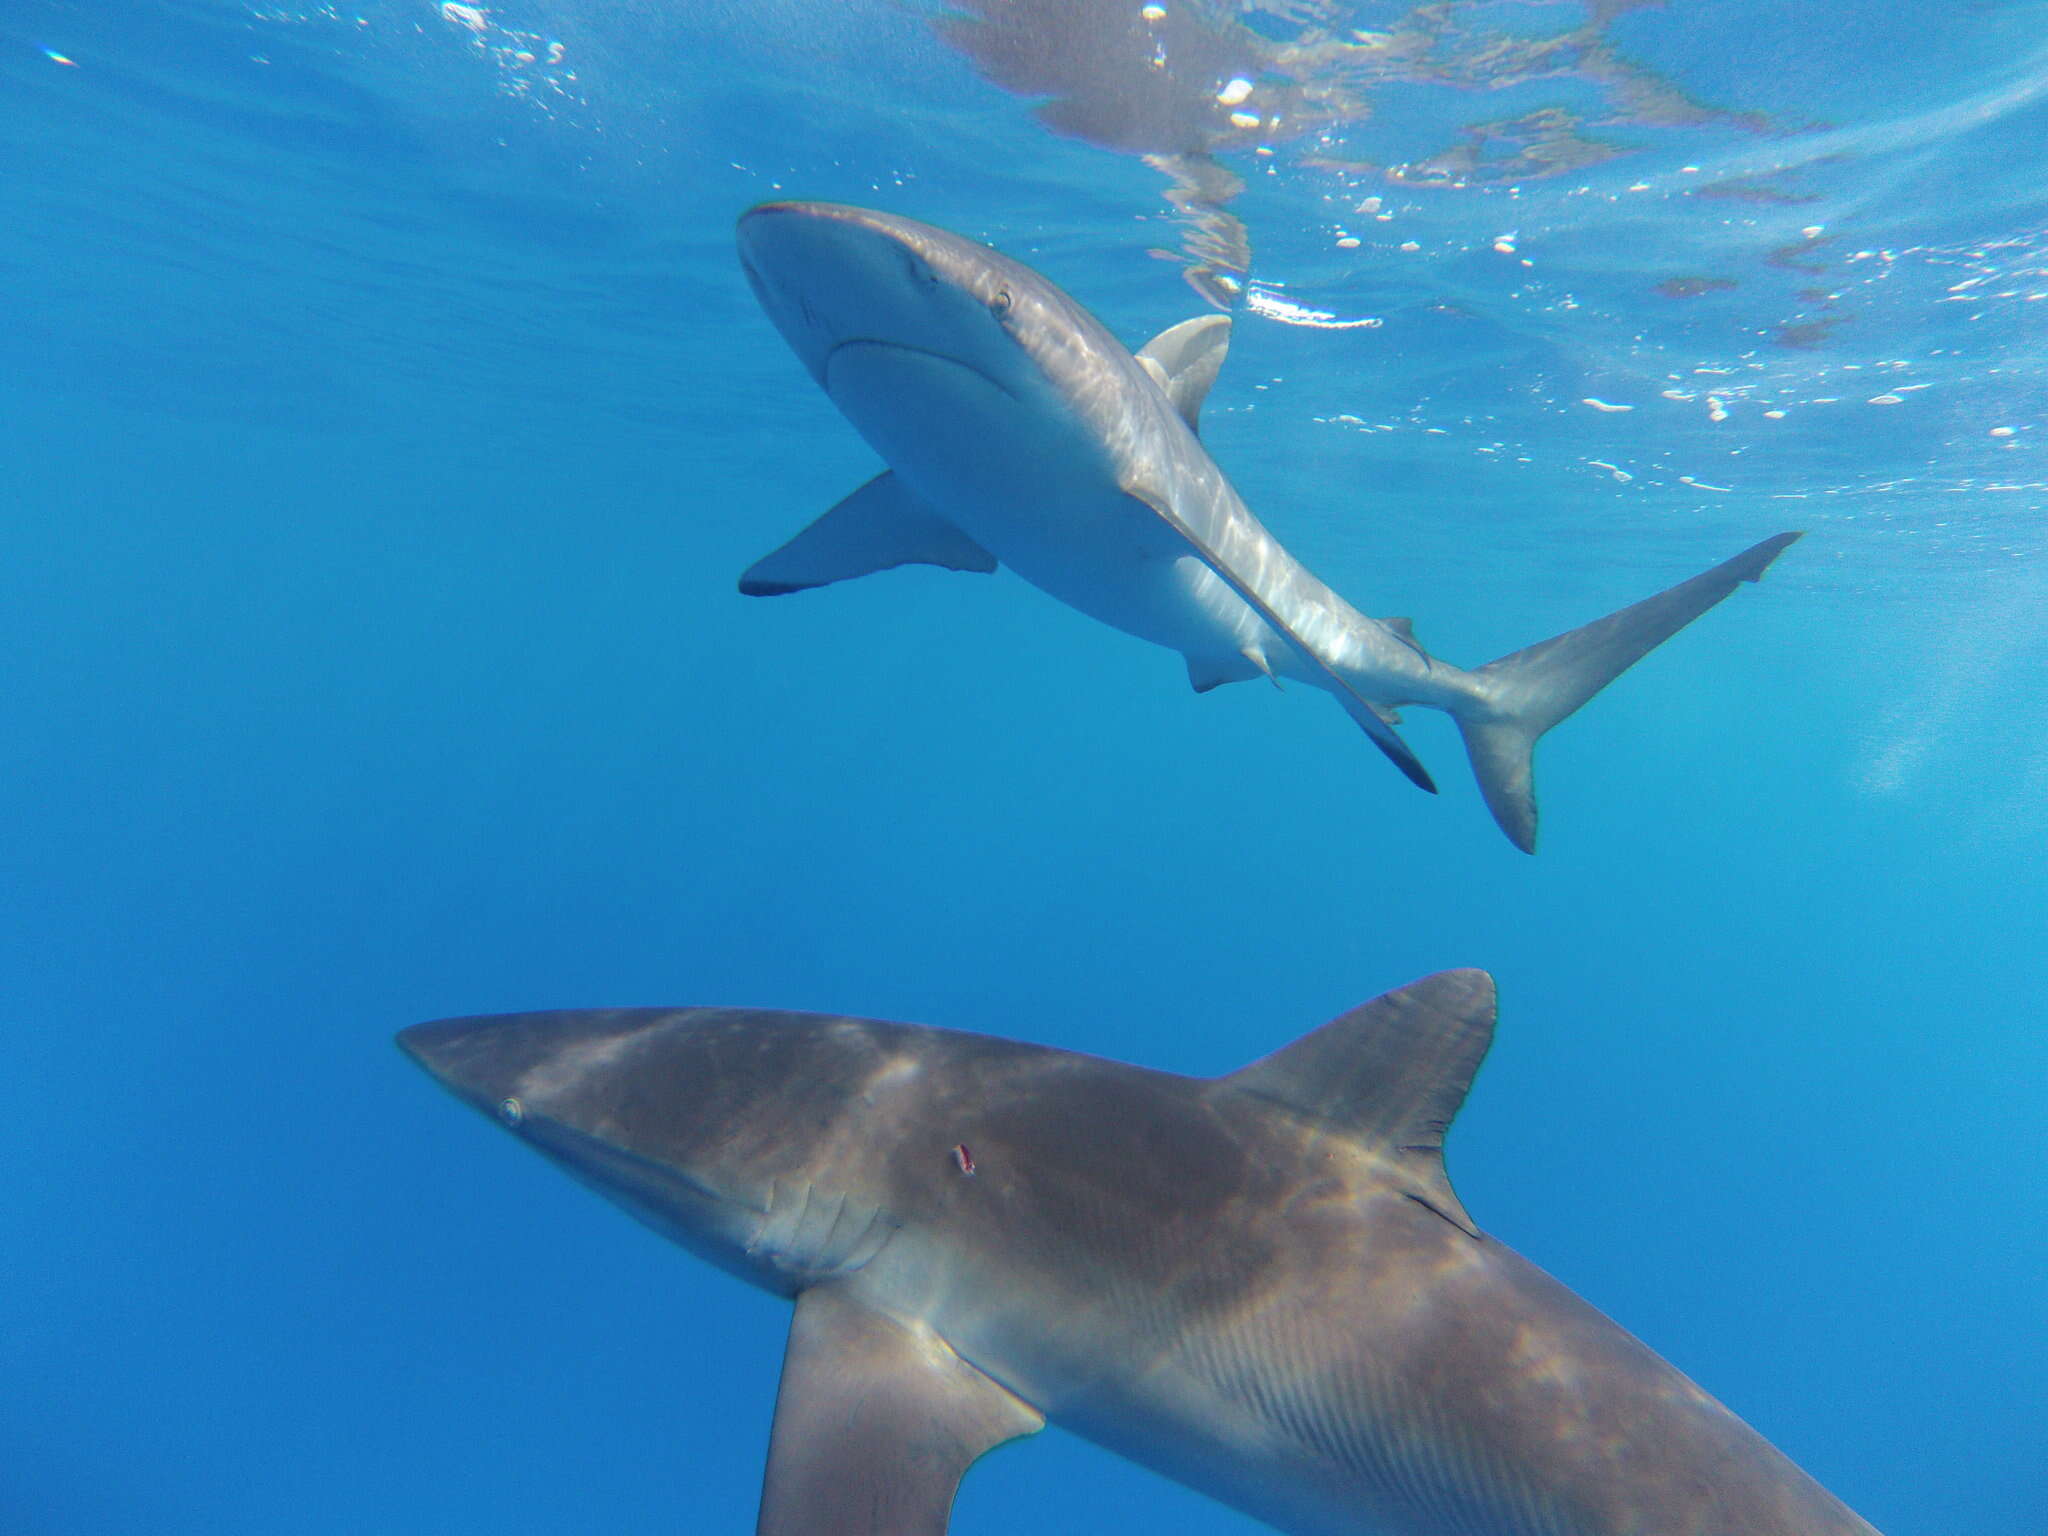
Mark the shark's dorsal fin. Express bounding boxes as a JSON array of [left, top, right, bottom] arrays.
[[760, 1286, 1043, 1536], [1136, 315, 1231, 435], [739, 472, 998, 596], [1221, 970, 1495, 1237]]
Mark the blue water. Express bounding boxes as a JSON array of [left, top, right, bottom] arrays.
[[4, 2, 2044, 1532]]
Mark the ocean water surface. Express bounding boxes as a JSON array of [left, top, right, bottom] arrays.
[[3, 2, 2044, 1532]]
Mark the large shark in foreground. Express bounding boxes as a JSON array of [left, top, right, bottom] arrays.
[[400, 973, 1880, 1536], [736, 202, 1800, 852]]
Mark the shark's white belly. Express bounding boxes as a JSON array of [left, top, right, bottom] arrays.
[[825, 341, 1270, 665]]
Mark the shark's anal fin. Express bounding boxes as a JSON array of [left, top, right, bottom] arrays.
[[1136, 315, 1231, 435], [739, 472, 998, 596], [759, 1286, 1043, 1536], [1220, 970, 1496, 1239], [1118, 486, 1437, 794]]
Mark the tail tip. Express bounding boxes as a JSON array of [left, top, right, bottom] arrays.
[[1501, 801, 1537, 855], [1742, 530, 1804, 581]]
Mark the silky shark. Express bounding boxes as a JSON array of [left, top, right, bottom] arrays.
[[399, 973, 1880, 1536], [735, 201, 1800, 852]]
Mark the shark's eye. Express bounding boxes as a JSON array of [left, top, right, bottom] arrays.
[[498, 1097, 526, 1128], [989, 288, 1013, 317]]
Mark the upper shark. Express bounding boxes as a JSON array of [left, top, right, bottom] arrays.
[[735, 201, 1800, 852], [399, 972, 1882, 1536]]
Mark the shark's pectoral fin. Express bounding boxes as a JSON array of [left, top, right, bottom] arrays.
[[759, 1286, 1043, 1536], [739, 472, 998, 596], [1136, 315, 1231, 435], [1220, 970, 1496, 1239], [1118, 485, 1436, 794]]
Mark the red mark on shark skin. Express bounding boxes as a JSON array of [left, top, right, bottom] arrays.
[[951, 1143, 976, 1177]]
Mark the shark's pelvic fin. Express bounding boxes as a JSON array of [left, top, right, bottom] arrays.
[[739, 472, 999, 596], [1183, 643, 1285, 694], [1186, 652, 1261, 694], [1455, 531, 1802, 853], [759, 1286, 1043, 1536], [1118, 485, 1437, 794], [1220, 969, 1496, 1238], [1136, 315, 1232, 435]]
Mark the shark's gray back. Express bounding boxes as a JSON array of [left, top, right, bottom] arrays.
[[870, 1037, 1875, 1536]]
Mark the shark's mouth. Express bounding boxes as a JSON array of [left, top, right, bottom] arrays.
[[823, 338, 1019, 402], [521, 1113, 754, 1222]]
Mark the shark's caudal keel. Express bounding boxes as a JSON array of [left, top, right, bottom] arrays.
[[399, 975, 1882, 1536], [735, 200, 1801, 851]]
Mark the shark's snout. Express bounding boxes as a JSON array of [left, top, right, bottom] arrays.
[[394, 1009, 666, 1117], [396, 1014, 491, 1080], [738, 201, 924, 274], [738, 203, 919, 345], [737, 201, 1012, 392], [394, 1015, 542, 1118]]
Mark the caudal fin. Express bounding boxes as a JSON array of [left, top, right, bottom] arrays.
[[1458, 532, 1801, 853]]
